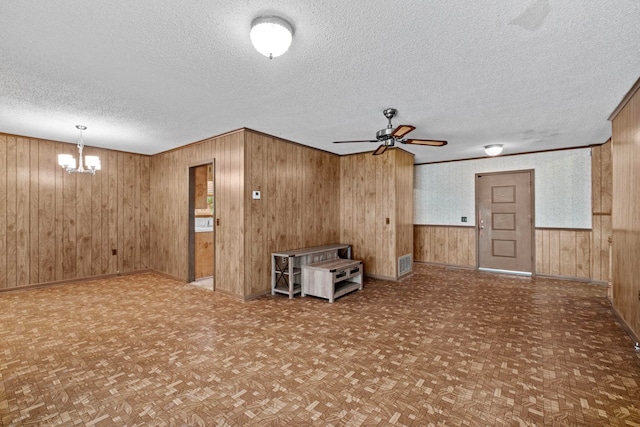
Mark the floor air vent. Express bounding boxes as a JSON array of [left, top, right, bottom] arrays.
[[398, 254, 412, 276]]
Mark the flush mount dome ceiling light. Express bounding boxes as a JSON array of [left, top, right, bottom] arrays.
[[250, 16, 293, 59], [484, 144, 504, 156]]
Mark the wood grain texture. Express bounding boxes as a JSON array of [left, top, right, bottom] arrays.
[[340, 149, 413, 279], [590, 141, 612, 282], [414, 225, 593, 279], [610, 81, 640, 338], [413, 225, 476, 267], [150, 130, 246, 297], [0, 135, 7, 288], [395, 149, 414, 273], [194, 232, 214, 279], [0, 133, 150, 289], [243, 130, 340, 298], [534, 229, 591, 279]]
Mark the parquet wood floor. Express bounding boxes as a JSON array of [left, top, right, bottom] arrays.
[[1, 264, 639, 426]]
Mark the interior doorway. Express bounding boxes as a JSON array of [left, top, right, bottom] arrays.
[[188, 162, 215, 288], [476, 170, 534, 275]]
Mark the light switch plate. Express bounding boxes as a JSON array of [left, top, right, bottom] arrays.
[[252, 190, 261, 200]]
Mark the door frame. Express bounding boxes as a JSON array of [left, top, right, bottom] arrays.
[[475, 169, 536, 275], [187, 159, 216, 285]]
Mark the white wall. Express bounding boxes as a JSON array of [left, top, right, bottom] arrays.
[[414, 148, 592, 228]]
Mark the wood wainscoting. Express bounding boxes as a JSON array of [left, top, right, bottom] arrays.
[[534, 229, 591, 279], [414, 225, 476, 268], [414, 225, 608, 282], [0, 133, 150, 289]]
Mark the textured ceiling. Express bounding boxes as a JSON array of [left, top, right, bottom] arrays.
[[1, 1, 639, 163]]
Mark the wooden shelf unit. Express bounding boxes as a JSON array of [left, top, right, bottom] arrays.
[[271, 244, 351, 299], [302, 258, 363, 303]]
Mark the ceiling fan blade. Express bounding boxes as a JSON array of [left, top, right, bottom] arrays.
[[392, 125, 416, 138], [372, 145, 388, 156], [332, 139, 379, 144], [404, 138, 448, 147]]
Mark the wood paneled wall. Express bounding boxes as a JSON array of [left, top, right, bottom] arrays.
[[149, 129, 340, 299], [414, 143, 612, 283], [243, 130, 340, 298], [0, 133, 150, 289], [150, 130, 245, 296], [340, 148, 414, 279], [395, 148, 415, 269], [535, 229, 591, 278], [610, 78, 640, 338], [413, 225, 476, 267]]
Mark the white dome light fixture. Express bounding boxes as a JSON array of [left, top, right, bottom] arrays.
[[484, 144, 504, 156], [250, 16, 293, 59]]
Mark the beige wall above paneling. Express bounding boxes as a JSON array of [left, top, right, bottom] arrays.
[[414, 149, 592, 229], [0, 133, 150, 290]]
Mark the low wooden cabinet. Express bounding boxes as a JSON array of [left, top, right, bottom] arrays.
[[302, 259, 363, 303], [271, 244, 351, 299]]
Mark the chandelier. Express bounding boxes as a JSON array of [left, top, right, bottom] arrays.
[[58, 125, 101, 174]]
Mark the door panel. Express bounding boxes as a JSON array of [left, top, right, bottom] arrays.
[[476, 171, 534, 273]]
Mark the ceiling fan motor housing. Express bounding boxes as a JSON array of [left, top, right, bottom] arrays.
[[376, 127, 394, 141]]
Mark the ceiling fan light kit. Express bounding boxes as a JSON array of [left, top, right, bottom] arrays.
[[250, 16, 293, 59], [484, 144, 504, 156], [333, 108, 448, 155]]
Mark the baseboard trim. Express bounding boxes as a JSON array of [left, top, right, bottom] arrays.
[[365, 272, 400, 282], [0, 269, 154, 293], [245, 290, 271, 301], [609, 305, 640, 348], [152, 270, 185, 283], [415, 260, 607, 284], [535, 273, 607, 285]]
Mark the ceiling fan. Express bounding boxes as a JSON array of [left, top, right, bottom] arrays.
[[333, 108, 447, 155]]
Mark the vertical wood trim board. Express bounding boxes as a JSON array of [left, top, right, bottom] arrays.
[[590, 141, 612, 282], [395, 149, 415, 275], [0, 133, 150, 289], [611, 82, 640, 338]]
